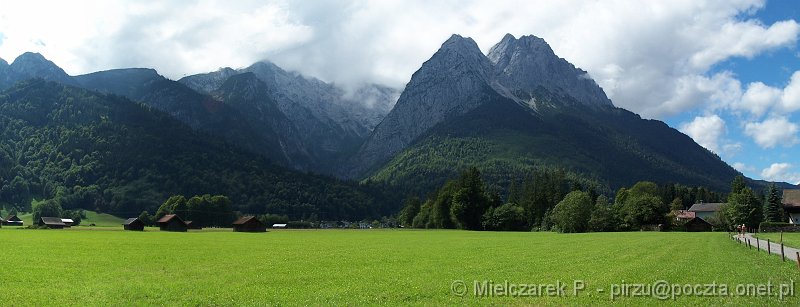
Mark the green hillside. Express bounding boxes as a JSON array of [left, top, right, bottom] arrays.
[[369, 94, 740, 196], [0, 80, 391, 220], [14, 210, 124, 227]]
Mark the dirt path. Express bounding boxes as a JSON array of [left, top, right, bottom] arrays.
[[733, 233, 800, 261]]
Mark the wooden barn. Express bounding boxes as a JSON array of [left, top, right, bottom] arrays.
[[38, 217, 66, 229], [157, 214, 187, 232], [123, 218, 145, 231], [4, 214, 23, 226], [185, 221, 202, 230], [232, 216, 267, 232], [684, 217, 713, 232]]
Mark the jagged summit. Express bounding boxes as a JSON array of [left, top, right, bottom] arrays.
[[488, 33, 613, 107]]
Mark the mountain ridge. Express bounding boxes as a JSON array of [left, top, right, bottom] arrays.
[[353, 33, 745, 194]]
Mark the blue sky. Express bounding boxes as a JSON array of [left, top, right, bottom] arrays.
[[0, 0, 799, 183], [663, 1, 800, 183]]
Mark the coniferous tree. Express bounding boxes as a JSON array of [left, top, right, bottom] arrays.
[[763, 183, 784, 223]]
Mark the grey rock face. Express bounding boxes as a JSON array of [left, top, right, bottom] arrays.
[[488, 34, 612, 107], [180, 60, 400, 173], [349, 34, 501, 177], [179, 67, 237, 94], [350, 33, 615, 178], [212, 72, 311, 168]]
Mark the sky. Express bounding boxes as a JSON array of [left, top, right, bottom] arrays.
[[1, 0, 799, 184]]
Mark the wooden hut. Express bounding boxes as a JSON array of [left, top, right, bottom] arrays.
[[232, 216, 267, 232], [4, 214, 23, 226], [684, 217, 713, 232], [185, 221, 202, 230], [38, 217, 66, 229], [156, 214, 187, 232], [123, 218, 145, 231]]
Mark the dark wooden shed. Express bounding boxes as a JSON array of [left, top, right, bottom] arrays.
[[38, 217, 66, 229], [157, 214, 187, 232], [123, 218, 145, 231], [232, 216, 267, 232], [4, 214, 23, 226], [684, 217, 713, 232], [185, 221, 202, 230]]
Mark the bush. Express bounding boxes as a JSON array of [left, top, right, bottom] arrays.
[[759, 222, 800, 233]]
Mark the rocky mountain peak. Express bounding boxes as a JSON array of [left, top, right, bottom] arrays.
[[216, 72, 265, 101], [177, 67, 237, 94], [8, 52, 76, 86], [0, 57, 8, 67], [488, 33, 612, 107]]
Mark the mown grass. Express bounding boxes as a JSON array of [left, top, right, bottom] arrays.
[[1, 229, 797, 306], [758, 232, 800, 250]]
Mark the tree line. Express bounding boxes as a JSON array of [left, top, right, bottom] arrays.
[[398, 167, 747, 232]]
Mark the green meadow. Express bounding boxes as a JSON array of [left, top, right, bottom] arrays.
[[1, 229, 797, 306], [759, 232, 800, 250]]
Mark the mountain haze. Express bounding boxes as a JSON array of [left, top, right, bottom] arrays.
[[180, 61, 399, 172]]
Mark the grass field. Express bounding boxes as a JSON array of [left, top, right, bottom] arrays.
[[1, 229, 797, 306], [758, 232, 800, 250]]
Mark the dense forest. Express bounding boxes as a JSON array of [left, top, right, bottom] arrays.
[[399, 167, 732, 232], [0, 80, 398, 220]]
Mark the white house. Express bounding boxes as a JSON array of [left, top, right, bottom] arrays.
[[687, 203, 725, 220], [782, 190, 800, 224]]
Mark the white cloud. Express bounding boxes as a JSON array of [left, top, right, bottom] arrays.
[[738, 81, 782, 117], [679, 115, 727, 153], [0, 0, 313, 78], [743, 117, 799, 148], [761, 163, 800, 184], [0, 0, 797, 119], [689, 19, 800, 71], [781, 71, 800, 112], [733, 162, 755, 173]]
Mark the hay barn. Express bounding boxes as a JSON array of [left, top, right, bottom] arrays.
[[123, 218, 145, 231], [157, 214, 187, 232], [38, 217, 66, 229], [232, 216, 267, 232]]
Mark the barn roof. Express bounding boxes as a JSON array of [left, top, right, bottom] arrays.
[[157, 214, 181, 224], [688, 203, 726, 212], [40, 217, 66, 226], [61, 218, 74, 223], [233, 216, 259, 225], [675, 210, 695, 219], [783, 189, 800, 208], [123, 218, 141, 225], [6, 214, 21, 221]]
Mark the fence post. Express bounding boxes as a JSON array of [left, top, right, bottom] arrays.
[[748, 239, 752, 249], [796, 252, 800, 270], [768, 239, 771, 254], [782, 243, 786, 262]]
